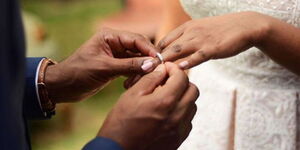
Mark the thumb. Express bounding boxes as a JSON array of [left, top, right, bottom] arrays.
[[109, 57, 153, 76]]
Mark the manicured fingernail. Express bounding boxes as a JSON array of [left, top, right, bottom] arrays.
[[154, 65, 165, 72], [143, 59, 153, 64], [141, 61, 153, 71], [179, 61, 189, 69]]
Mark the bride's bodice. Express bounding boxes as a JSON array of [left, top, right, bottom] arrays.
[[180, 0, 300, 90]]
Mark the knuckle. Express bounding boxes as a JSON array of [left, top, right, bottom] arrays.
[[161, 95, 176, 108], [158, 40, 166, 49], [104, 34, 115, 42], [153, 95, 174, 111], [148, 104, 169, 121], [169, 115, 182, 126], [212, 44, 221, 54], [136, 89, 148, 96], [179, 72, 189, 86], [177, 75, 189, 90], [142, 74, 156, 82], [152, 113, 168, 122], [189, 83, 200, 99], [187, 123, 193, 132], [171, 44, 182, 53], [193, 104, 198, 113], [183, 73, 189, 83], [188, 36, 198, 41], [196, 50, 208, 60], [172, 67, 188, 83], [188, 104, 198, 118], [127, 59, 139, 71], [134, 33, 146, 40]]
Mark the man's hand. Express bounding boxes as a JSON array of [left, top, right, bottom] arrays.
[[98, 63, 199, 150], [44, 28, 159, 103]]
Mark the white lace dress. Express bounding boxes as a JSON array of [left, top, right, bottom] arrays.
[[178, 0, 300, 150]]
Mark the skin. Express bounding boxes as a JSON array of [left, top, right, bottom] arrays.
[[124, 2, 300, 149], [155, 0, 191, 43], [44, 28, 199, 149], [157, 11, 300, 75], [45, 28, 158, 103], [99, 63, 199, 150], [124, 0, 191, 88]]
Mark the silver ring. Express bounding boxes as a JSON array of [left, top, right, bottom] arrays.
[[156, 53, 164, 63]]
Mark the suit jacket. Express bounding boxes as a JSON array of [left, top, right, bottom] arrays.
[[0, 0, 122, 149]]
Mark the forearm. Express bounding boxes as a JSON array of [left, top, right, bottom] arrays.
[[256, 14, 300, 75], [156, 0, 191, 43]]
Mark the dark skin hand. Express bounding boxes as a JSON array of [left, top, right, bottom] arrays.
[[44, 28, 159, 103], [43, 28, 198, 150], [145, 83, 197, 150], [99, 63, 199, 150]]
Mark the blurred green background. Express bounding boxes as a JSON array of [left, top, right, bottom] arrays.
[[21, 0, 125, 149]]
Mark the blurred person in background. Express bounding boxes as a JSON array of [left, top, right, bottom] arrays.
[[0, 0, 199, 150], [99, 0, 163, 39], [152, 0, 300, 149], [23, 12, 58, 58]]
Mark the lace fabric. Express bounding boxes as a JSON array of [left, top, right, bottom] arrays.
[[178, 0, 300, 149]]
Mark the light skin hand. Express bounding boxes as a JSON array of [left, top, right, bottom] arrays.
[[98, 63, 199, 150], [157, 11, 300, 76], [44, 28, 159, 103], [125, 11, 300, 89], [157, 11, 269, 69]]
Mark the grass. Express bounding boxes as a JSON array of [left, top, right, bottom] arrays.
[[21, 0, 126, 149], [22, 0, 123, 58]]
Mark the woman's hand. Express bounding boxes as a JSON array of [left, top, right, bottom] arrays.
[[157, 11, 271, 69]]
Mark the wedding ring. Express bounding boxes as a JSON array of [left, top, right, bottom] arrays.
[[156, 53, 164, 63]]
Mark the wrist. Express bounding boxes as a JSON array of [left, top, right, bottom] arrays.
[[44, 63, 64, 103], [98, 132, 128, 150], [37, 58, 58, 115], [98, 125, 136, 150], [245, 11, 273, 45]]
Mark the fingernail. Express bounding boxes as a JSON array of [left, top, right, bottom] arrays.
[[141, 61, 154, 71], [179, 61, 189, 69], [150, 51, 158, 57], [143, 59, 153, 65], [154, 65, 165, 72]]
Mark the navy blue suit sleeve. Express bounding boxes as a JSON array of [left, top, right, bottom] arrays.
[[83, 137, 123, 150], [24, 57, 48, 120]]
